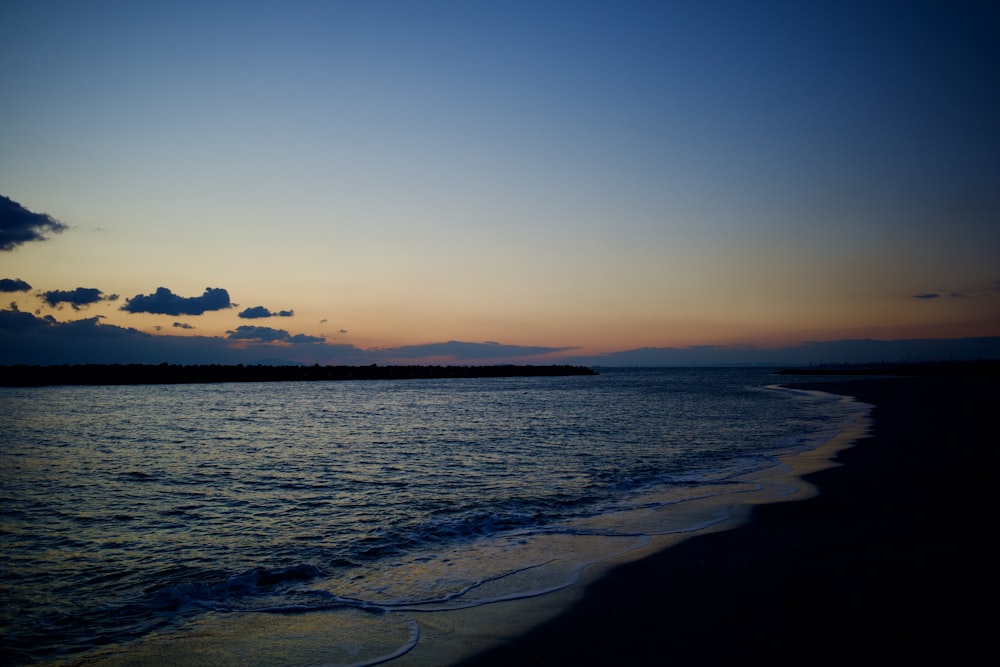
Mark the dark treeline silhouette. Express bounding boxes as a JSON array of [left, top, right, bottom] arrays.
[[0, 363, 598, 387]]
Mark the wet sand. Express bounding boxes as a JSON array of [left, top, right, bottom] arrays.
[[458, 375, 998, 665]]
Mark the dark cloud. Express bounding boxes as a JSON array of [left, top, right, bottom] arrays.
[[385, 340, 577, 360], [173, 322, 195, 329], [911, 278, 1000, 300], [1, 195, 68, 251], [914, 290, 977, 300], [238, 306, 294, 319], [566, 338, 1000, 367], [42, 287, 106, 309], [226, 325, 284, 341], [238, 306, 271, 319], [289, 333, 324, 343], [289, 333, 325, 344], [0, 309, 214, 365], [4, 304, 999, 368], [1, 310, 137, 342], [1, 278, 32, 292], [226, 326, 324, 344], [0, 308, 53, 333], [0, 308, 366, 365], [122, 287, 231, 315]]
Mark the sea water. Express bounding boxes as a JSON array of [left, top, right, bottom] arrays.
[[0, 368, 865, 666]]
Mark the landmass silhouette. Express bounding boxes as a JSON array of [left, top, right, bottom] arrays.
[[0, 363, 598, 387]]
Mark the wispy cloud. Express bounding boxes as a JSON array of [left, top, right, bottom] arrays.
[[0, 195, 68, 251], [122, 287, 232, 316], [913, 281, 1000, 301]]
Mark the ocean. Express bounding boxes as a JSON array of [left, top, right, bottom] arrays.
[[0, 368, 866, 666]]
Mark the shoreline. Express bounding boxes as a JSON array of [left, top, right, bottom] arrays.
[[456, 375, 998, 665], [34, 374, 995, 665], [390, 386, 872, 665], [52, 380, 871, 667]]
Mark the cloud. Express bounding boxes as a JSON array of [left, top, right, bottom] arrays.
[[383, 340, 577, 360], [0, 195, 68, 251], [226, 325, 324, 344], [122, 287, 232, 315], [4, 305, 999, 368], [911, 280, 1000, 301], [1, 313, 573, 366], [0, 308, 55, 334], [42, 287, 107, 309], [238, 306, 294, 319], [0, 309, 212, 364], [0, 308, 372, 365], [1, 278, 32, 292], [0, 308, 339, 365], [173, 322, 195, 329], [565, 338, 1000, 367]]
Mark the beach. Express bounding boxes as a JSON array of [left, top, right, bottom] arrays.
[[5, 371, 993, 666], [3, 369, 863, 667], [458, 375, 998, 665]]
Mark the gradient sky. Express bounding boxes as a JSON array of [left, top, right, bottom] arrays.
[[2, 0, 999, 365]]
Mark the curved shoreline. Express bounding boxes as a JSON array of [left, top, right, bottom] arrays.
[[57, 383, 869, 667], [454, 375, 998, 665], [388, 387, 873, 665], [36, 375, 995, 665]]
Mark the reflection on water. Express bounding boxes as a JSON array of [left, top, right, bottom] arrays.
[[0, 369, 864, 665]]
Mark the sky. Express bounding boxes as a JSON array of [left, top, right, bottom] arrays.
[[2, 0, 999, 366]]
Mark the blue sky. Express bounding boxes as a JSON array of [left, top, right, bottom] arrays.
[[2, 1, 999, 365]]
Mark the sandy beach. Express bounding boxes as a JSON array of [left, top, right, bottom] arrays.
[[18, 373, 995, 667], [458, 375, 998, 665]]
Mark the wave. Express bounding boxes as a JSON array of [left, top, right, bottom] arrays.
[[146, 563, 325, 611]]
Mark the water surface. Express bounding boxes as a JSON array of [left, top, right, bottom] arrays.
[[0, 368, 864, 665]]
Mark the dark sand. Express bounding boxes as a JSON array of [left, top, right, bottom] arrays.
[[459, 376, 998, 665]]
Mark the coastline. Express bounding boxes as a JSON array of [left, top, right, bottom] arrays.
[[50, 378, 870, 667], [33, 373, 995, 665], [0, 363, 597, 387], [389, 384, 873, 665], [456, 375, 998, 665]]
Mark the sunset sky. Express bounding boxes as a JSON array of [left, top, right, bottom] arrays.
[[3, 0, 999, 366]]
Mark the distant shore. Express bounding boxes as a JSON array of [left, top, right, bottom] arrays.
[[776, 358, 1000, 376], [457, 371, 998, 665], [0, 363, 598, 387]]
